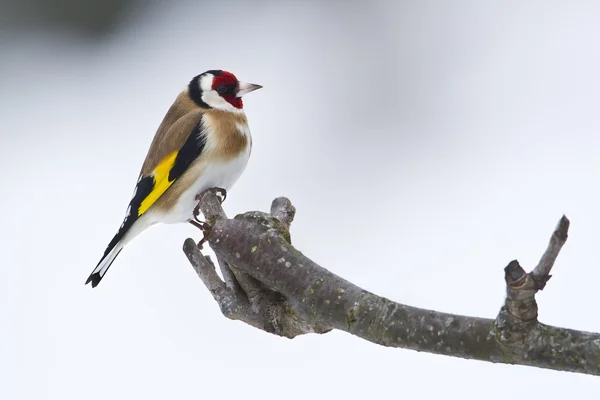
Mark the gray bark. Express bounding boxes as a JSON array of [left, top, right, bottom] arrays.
[[183, 190, 600, 376]]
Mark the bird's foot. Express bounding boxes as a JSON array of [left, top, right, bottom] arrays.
[[193, 201, 201, 220], [189, 220, 212, 249], [213, 187, 227, 204], [196, 234, 209, 250], [194, 187, 226, 206]]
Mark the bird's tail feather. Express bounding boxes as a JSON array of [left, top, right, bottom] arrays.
[[85, 240, 124, 288]]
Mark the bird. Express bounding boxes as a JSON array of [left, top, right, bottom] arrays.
[[85, 70, 262, 288]]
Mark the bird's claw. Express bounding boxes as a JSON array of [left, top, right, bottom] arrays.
[[193, 202, 201, 220], [189, 219, 212, 249], [194, 187, 227, 205], [213, 187, 227, 204], [196, 233, 209, 249]]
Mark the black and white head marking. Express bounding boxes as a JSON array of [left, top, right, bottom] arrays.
[[188, 70, 244, 113]]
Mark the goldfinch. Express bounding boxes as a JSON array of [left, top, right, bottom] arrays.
[[85, 70, 262, 288]]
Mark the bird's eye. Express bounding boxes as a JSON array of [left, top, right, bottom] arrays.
[[216, 85, 228, 95]]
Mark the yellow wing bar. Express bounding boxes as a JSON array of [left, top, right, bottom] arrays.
[[138, 151, 178, 216]]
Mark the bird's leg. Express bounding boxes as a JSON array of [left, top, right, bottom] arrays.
[[189, 219, 212, 249], [189, 219, 210, 230], [190, 188, 225, 248], [191, 195, 213, 248], [193, 201, 202, 221], [213, 187, 227, 204]]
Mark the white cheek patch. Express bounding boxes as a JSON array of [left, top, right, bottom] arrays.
[[202, 90, 238, 112]]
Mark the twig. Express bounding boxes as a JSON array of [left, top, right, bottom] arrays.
[[532, 215, 570, 287]]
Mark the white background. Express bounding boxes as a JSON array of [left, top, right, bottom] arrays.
[[1, 1, 599, 398]]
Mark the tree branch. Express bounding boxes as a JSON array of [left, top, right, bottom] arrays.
[[183, 193, 600, 376]]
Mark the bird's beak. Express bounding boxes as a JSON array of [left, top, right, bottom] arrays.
[[236, 82, 263, 98]]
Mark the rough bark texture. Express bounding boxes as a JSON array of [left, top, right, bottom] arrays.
[[183, 191, 600, 376]]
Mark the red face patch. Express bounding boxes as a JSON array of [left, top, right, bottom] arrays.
[[212, 71, 243, 109]]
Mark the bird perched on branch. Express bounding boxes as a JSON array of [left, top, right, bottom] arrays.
[[85, 70, 262, 288]]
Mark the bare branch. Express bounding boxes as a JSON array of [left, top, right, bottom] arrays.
[[184, 193, 600, 375], [532, 215, 570, 287], [183, 239, 225, 298], [195, 189, 239, 290]]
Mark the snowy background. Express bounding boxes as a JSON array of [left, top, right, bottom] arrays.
[[1, 0, 599, 398]]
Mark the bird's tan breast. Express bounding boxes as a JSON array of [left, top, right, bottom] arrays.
[[152, 108, 252, 216], [202, 109, 250, 160]]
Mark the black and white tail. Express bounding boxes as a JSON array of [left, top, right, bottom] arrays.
[[85, 232, 125, 288], [86, 173, 157, 287]]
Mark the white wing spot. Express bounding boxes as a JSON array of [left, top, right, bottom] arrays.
[[121, 205, 132, 228]]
